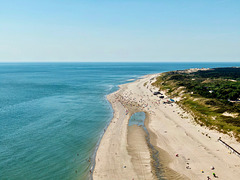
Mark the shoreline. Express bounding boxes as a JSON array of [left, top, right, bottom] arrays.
[[89, 95, 114, 180], [93, 73, 240, 180]]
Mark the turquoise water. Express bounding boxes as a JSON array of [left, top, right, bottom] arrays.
[[0, 62, 240, 180], [128, 112, 146, 127]]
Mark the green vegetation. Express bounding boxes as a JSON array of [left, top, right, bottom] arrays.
[[152, 67, 240, 141]]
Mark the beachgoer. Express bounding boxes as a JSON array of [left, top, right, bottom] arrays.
[[207, 176, 211, 180], [211, 166, 215, 170], [213, 172, 216, 177], [176, 154, 179, 157]]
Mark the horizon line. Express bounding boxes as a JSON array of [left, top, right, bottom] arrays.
[[0, 61, 240, 63]]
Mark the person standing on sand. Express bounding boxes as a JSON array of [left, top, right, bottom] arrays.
[[213, 172, 217, 178]]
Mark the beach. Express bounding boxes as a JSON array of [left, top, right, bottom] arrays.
[[93, 73, 240, 180]]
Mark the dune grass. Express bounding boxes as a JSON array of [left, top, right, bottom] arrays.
[[152, 69, 240, 141]]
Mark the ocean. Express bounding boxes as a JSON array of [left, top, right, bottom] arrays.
[[0, 62, 239, 180]]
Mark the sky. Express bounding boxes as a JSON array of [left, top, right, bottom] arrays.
[[0, 0, 239, 62]]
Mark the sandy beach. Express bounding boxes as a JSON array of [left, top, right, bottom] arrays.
[[93, 74, 240, 180]]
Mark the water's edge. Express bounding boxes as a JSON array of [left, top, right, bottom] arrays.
[[89, 95, 114, 180]]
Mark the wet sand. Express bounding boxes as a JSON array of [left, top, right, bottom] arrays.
[[127, 125, 153, 180]]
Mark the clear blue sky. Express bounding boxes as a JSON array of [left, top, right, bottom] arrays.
[[0, 0, 239, 62]]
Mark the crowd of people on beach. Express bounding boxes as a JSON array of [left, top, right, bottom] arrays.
[[111, 81, 178, 118]]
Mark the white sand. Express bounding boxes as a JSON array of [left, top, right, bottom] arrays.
[[93, 74, 240, 180]]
